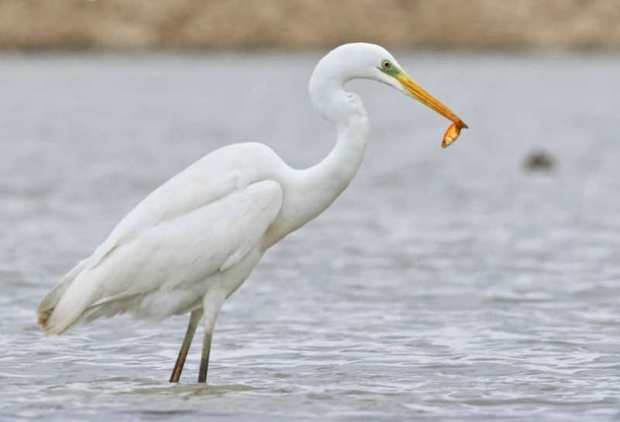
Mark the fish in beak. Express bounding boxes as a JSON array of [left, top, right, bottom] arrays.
[[396, 72, 469, 148]]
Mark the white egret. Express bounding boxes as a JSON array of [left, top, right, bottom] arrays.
[[37, 43, 467, 383]]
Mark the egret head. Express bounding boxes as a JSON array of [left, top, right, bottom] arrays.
[[310, 43, 468, 147]]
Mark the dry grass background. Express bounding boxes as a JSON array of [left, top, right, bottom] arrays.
[[1, 0, 619, 50]]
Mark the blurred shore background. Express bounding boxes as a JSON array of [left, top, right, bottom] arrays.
[[2, 0, 620, 51]]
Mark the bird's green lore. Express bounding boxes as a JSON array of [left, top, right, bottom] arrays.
[[378, 59, 402, 77]]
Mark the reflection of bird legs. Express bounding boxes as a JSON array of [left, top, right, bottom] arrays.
[[169, 308, 203, 383]]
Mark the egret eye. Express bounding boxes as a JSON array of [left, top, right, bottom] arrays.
[[381, 60, 392, 70]]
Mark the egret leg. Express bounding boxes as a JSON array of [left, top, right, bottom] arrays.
[[198, 331, 213, 383], [197, 290, 226, 384], [169, 308, 203, 383]]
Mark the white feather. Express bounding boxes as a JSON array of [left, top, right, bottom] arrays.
[[40, 143, 285, 334]]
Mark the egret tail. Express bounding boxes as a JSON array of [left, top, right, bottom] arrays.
[[37, 260, 88, 332]]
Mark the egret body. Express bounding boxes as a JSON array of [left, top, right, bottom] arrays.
[[37, 43, 467, 383]]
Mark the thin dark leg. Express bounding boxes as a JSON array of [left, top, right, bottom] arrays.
[[197, 290, 225, 384], [169, 309, 203, 383], [197, 331, 213, 383]]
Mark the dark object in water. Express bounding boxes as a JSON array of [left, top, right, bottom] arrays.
[[524, 150, 555, 172]]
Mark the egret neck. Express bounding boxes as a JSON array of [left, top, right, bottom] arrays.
[[269, 78, 369, 245]]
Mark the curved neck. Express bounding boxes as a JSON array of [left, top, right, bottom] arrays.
[[297, 108, 369, 217], [268, 82, 369, 245], [302, 65, 370, 203]]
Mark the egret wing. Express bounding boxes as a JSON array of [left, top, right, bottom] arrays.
[[38, 143, 282, 328], [43, 179, 283, 334], [87, 143, 283, 270]]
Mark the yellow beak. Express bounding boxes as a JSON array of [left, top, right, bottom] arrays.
[[396, 72, 468, 148]]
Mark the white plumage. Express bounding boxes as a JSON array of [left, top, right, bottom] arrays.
[[37, 43, 467, 383], [39, 143, 285, 334]]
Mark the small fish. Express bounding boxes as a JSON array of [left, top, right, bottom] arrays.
[[441, 120, 468, 148]]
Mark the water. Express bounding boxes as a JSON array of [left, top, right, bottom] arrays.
[[1, 52, 620, 421]]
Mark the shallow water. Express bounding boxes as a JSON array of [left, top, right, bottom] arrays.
[[1, 52, 620, 421]]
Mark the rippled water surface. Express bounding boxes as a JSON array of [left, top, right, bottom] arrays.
[[1, 52, 620, 421]]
